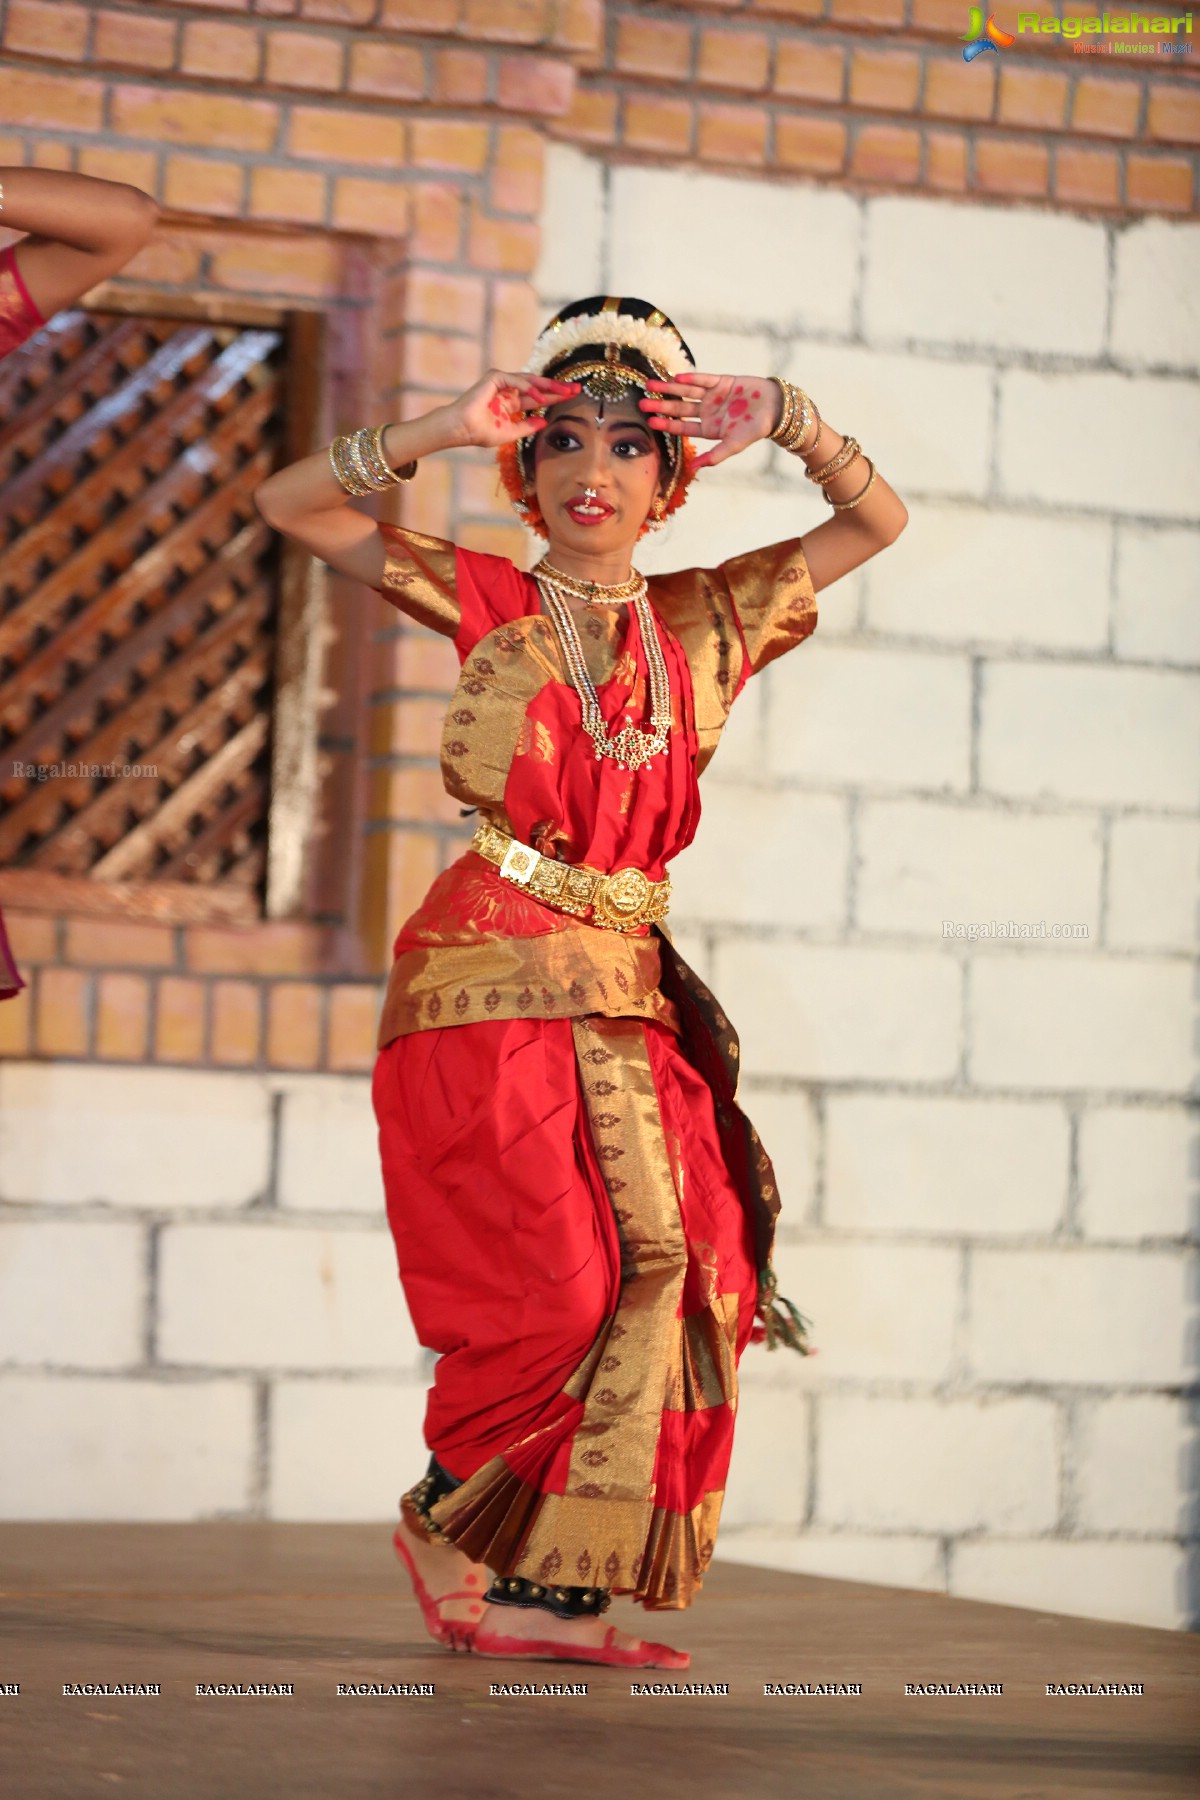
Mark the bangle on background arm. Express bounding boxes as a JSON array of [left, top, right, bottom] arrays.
[[328, 425, 418, 497]]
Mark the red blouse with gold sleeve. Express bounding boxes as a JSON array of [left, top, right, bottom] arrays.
[[0, 246, 44, 361], [371, 522, 817, 1049]]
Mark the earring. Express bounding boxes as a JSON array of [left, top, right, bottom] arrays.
[[648, 498, 667, 533], [513, 480, 535, 518]]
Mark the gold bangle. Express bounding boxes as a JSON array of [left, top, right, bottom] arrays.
[[825, 458, 878, 511], [328, 426, 419, 496], [793, 404, 822, 457], [769, 377, 796, 445], [807, 436, 861, 486], [771, 378, 820, 453], [330, 435, 372, 497], [373, 424, 418, 483]]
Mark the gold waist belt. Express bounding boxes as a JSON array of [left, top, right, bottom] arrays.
[[471, 820, 670, 934]]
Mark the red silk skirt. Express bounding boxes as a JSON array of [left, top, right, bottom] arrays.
[[372, 1012, 758, 1610]]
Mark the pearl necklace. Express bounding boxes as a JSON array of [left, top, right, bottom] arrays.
[[535, 565, 672, 773]]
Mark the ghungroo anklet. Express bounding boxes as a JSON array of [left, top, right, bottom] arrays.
[[400, 1455, 460, 1545], [484, 1574, 613, 1620]]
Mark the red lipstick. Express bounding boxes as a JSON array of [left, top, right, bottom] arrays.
[[565, 493, 614, 526]]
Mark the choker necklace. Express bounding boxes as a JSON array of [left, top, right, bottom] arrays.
[[534, 558, 646, 607]]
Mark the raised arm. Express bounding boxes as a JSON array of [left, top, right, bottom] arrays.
[[253, 368, 579, 591], [642, 371, 909, 594], [0, 166, 158, 321]]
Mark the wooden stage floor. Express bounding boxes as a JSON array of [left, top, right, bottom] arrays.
[[0, 1524, 1196, 1799]]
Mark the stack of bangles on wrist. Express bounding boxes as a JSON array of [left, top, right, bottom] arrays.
[[769, 376, 878, 513], [329, 425, 418, 497]]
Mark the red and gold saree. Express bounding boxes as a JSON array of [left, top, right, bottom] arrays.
[[370, 523, 817, 1612]]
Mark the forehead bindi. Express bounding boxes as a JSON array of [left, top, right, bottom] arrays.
[[544, 396, 650, 433]]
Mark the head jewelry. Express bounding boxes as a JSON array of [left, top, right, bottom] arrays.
[[498, 295, 700, 540]]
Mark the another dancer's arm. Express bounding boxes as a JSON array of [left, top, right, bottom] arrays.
[[0, 166, 158, 322], [254, 370, 579, 591]]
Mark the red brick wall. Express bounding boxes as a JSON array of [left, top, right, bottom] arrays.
[[0, 0, 1194, 1074], [556, 1, 1198, 215]]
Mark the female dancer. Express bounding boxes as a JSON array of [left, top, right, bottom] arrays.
[[0, 164, 159, 999], [255, 296, 907, 1670]]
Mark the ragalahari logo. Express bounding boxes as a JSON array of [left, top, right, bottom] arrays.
[[960, 7, 1017, 58]]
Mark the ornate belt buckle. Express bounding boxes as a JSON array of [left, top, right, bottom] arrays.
[[593, 866, 653, 931], [499, 841, 538, 886]]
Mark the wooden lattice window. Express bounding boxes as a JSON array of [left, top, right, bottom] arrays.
[[0, 301, 323, 925]]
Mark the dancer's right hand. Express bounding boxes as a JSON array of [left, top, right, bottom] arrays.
[[447, 369, 581, 450]]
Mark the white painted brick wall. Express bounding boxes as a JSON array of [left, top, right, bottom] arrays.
[[824, 1095, 1069, 1237], [0, 1221, 144, 1369], [2, 159, 1194, 1638], [865, 503, 1112, 654], [999, 367, 1200, 520], [713, 941, 960, 1083], [607, 166, 859, 334], [979, 662, 1200, 810], [0, 1375, 255, 1520], [0, 1062, 271, 1209], [716, 1530, 944, 1595], [1106, 816, 1200, 954], [721, 1382, 809, 1531], [952, 1539, 1187, 1631], [1109, 217, 1200, 373], [275, 1076, 386, 1215], [779, 342, 993, 500], [269, 1379, 429, 1521], [968, 1247, 1191, 1386], [1077, 1105, 1197, 1242], [158, 1222, 422, 1372], [1114, 523, 1200, 668], [773, 1240, 959, 1383], [856, 800, 1102, 943], [864, 197, 1108, 359], [817, 1397, 1059, 1535], [970, 954, 1192, 1093], [766, 644, 972, 793], [1073, 1395, 1191, 1537], [669, 786, 848, 930]]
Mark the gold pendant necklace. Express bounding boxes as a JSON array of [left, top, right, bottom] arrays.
[[535, 567, 671, 773]]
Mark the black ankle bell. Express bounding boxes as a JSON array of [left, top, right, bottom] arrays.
[[402, 1454, 461, 1539], [484, 1574, 612, 1620]]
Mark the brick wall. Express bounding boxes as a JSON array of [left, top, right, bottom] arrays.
[[552, 0, 1200, 215], [0, 2, 1196, 1629]]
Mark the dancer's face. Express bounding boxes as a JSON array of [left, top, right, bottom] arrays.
[[533, 393, 664, 558]]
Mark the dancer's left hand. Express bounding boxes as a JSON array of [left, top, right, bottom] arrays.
[[640, 373, 780, 470]]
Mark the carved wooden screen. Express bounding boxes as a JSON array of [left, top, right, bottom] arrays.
[[0, 306, 297, 924]]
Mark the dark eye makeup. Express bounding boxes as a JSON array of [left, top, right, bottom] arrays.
[[545, 428, 651, 457]]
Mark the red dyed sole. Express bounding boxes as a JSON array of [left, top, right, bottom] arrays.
[[472, 1622, 690, 1671], [391, 1522, 485, 1653]]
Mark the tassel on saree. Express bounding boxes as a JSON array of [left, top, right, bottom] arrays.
[[754, 1265, 814, 1355]]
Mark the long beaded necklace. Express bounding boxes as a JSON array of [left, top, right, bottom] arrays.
[[533, 559, 672, 773]]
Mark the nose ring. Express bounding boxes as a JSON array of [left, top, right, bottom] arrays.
[[582, 487, 598, 501]]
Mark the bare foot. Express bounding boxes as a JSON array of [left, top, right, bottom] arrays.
[[472, 1601, 690, 1671], [392, 1517, 491, 1652]]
